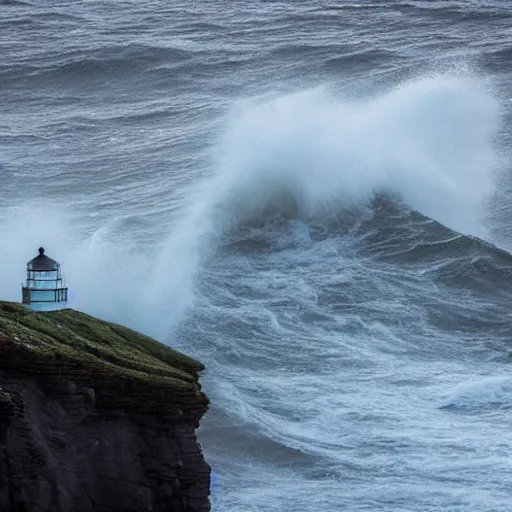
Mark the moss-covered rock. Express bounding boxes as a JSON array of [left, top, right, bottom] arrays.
[[0, 302, 208, 421]]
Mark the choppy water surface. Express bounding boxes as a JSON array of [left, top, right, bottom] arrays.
[[2, 1, 512, 510]]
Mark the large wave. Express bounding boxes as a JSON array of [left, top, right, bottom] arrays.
[[212, 75, 498, 231], [147, 74, 500, 333], [0, 74, 501, 340]]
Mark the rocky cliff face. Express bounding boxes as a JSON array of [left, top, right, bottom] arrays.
[[0, 302, 210, 512]]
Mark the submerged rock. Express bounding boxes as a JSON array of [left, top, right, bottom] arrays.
[[0, 302, 210, 512]]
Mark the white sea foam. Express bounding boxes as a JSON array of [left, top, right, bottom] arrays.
[[146, 74, 500, 335], [442, 376, 512, 410], [0, 74, 501, 340]]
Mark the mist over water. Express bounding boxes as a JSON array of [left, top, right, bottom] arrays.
[[0, 73, 501, 337], [210, 75, 498, 231], [2, 1, 512, 510]]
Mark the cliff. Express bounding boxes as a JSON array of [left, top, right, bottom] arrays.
[[0, 302, 210, 512]]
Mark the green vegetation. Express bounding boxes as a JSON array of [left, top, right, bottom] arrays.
[[0, 302, 204, 393]]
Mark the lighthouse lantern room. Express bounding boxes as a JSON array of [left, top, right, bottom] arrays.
[[22, 247, 68, 311]]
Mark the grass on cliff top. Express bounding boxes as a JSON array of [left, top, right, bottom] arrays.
[[0, 302, 204, 390]]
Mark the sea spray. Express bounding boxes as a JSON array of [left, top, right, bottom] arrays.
[[0, 75, 500, 340], [146, 74, 499, 337]]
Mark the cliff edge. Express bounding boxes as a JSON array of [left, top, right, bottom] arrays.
[[0, 302, 210, 512]]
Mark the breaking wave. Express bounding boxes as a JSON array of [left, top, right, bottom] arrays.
[[0, 74, 502, 340], [147, 74, 500, 335]]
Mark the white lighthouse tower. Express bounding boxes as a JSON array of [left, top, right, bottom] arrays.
[[21, 247, 68, 311]]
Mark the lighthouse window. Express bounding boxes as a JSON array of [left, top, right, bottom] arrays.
[[28, 270, 59, 281]]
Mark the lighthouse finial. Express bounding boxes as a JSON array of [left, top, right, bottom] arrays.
[[38, 247, 44, 256]]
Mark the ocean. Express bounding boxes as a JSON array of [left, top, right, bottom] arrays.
[[1, 0, 512, 510]]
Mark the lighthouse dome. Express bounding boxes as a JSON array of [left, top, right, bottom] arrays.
[[27, 247, 59, 271]]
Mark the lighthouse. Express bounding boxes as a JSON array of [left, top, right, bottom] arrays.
[[21, 247, 68, 311]]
